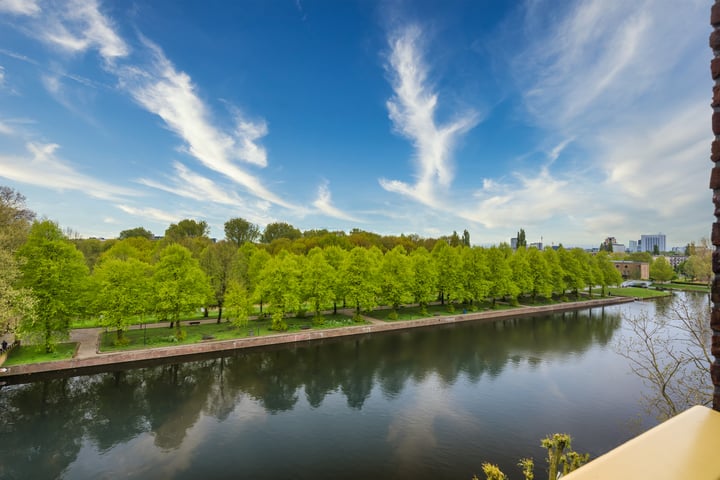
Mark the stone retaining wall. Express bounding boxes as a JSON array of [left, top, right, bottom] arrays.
[[0, 296, 634, 384]]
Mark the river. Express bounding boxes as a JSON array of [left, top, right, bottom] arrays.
[[0, 295, 696, 479]]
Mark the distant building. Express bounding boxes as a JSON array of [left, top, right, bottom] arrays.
[[666, 255, 687, 269], [640, 234, 666, 253], [629, 240, 639, 252], [612, 261, 650, 280], [612, 243, 626, 253], [529, 242, 543, 250], [510, 237, 518, 250]]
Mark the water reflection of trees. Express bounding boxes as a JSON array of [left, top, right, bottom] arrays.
[[0, 308, 620, 479]]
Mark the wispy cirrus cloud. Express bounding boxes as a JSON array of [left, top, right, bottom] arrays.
[[467, 0, 709, 244], [39, 0, 129, 62], [379, 25, 479, 207], [138, 162, 248, 208], [3, 1, 300, 217], [312, 181, 361, 222], [0, 0, 40, 16], [115, 204, 181, 224], [0, 142, 137, 200], [114, 37, 296, 210]]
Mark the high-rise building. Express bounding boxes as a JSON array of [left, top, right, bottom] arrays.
[[640, 233, 666, 253], [629, 240, 638, 252]]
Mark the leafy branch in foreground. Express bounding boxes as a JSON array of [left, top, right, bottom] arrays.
[[475, 433, 589, 480]]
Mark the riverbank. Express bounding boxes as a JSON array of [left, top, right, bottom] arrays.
[[0, 296, 634, 384]]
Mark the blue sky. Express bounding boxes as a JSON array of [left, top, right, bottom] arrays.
[[0, 0, 710, 248]]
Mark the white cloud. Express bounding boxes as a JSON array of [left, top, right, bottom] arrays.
[[0, 142, 137, 200], [138, 162, 249, 208], [312, 181, 361, 222], [116, 204, 181, 224], [40, 0, 128, 62], [380, 25, 479, 207], [116, 38, 295, 210], [0, 0, 40, 16]]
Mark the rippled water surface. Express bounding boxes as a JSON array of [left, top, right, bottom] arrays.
[[1, 296, 689, 479]]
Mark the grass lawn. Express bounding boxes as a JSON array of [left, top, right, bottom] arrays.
[[658, 282, 710, 293], [368, 301, 515, 321], [608, 287, 671, 298], [3, 342, 77, 366], [99, 313, 357, 352]]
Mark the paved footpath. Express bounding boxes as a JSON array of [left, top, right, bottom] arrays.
[[0, 296, 634, 384]]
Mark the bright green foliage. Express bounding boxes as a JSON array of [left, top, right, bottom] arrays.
[[224, 280, 252, 328], [17, 220, 90, 352], [526, 247, 553, 301], [558, 247, 585, 297], [302, 248, 336, 323], [255, 251, 302, 330], [224, 217, 260, 246], [479, 433, 587, 480], [0, 186, 35, 252], [200, 240, 238, 322], [573, 249, 599, 297], [509, 247, 532, 302], [541, 433, 589, 478], [409, 247, 438, 314], [478, 463, 507, 480], [163, 219, 212, 258], [486, 246, 518, 306], [432, 240, 464, 310], [341, 247, 379, 320], [650, 256, 675, 283], [596, 251, 622, 295], [118, 226, 154, 240], [542, 248, 566, 296], [261, 221, 301, 243], [323, 245, 348, 313], [379, 246, 413, 318], [100, 237, 156, 264], [92, 257, 153, 344], [0, 249, 34, 335], [460, 246, 491, 309], [152, 244, 211, 336]]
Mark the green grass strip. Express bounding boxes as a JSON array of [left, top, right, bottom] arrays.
[[3, 342, 77, 366]]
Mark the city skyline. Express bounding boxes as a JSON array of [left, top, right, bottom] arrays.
[[0, 0, 710, 246]]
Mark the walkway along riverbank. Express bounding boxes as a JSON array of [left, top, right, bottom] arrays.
[[0, 296, 634, 384]]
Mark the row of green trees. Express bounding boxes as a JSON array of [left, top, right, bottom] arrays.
[[1, 186, 624, 352]]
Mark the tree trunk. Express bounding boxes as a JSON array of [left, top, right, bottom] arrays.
[[217, 305, 223, 324]]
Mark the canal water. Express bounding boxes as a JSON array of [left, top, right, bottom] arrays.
[[0, 296, 690, 479]]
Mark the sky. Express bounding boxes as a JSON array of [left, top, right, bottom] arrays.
[[0, 0, 711, 248]]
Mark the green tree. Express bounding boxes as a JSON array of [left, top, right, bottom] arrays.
[[526, 247, 553, 301], [558, 247, 585, 298], [516, 228, 527, 248], [100, 236, 156, 264], [510, 246, 533, 303], [119, 227, 154, 240], [164, 219, 212, 257], [200, 240, 238, 322], [460, 246, 491, 309], [543, 248, 566, 297], [152, 244, 211, 336], [652, 244, 660, 255], [224, 280, 252, 328], [261, 222, 301, 243], [650, 256, 675, 283], [302, 247, 336, 324], [378, 246, 412, 318], [432, 240, 464, 311], [341, 247, 379, 321], [486, 245, 518, 306], [0, 186, 36, 334], [596, 251, 623, 296], [17, 220, 90, 352], [255, 251, 302, 330], [0, 186, 36, 251], [92, 257, 153, 344], [224, 217, 260, 246], [409, 247, 437, 315], [323, 245, 348, 314], [462, 229, 471, 247]]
